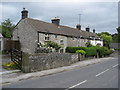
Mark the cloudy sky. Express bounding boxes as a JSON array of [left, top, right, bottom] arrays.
[[0, 1, 119, 34]]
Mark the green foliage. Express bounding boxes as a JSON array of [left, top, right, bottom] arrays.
[[0, 50, 8, 55], [4, 62, 20, 70], [76, 50, 86, 55], [115, 48, 120, 51], [117, 27, 120, 43], [85, 47, 97, 57], [0, 19, 15, 38], [98, 33, 112, 48], [66, 47, 87, 53], [97, 32, 111, 36], [86, 42, 94, 47], [94, 46, 113, 57], [66, 46, 113, 57], [45, 41, 61, 51], [112, 33, 118, 43]]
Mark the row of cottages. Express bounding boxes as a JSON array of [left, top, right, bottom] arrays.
[[12, 8, 103, 54]]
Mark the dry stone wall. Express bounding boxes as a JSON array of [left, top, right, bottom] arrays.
[[29, 53, 78, 72]]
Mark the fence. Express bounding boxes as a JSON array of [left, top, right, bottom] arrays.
[[4, 39, 20, 51], [11, 49, 22, 69]]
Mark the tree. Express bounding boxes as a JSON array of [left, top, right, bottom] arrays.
[[1, 19, 15, 38], [117, 27, 120, 43], [98, 32, 112, 48], [112, 33, 118, 43], [97, 32, 111, 37]]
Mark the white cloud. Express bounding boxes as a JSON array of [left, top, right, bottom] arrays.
[[1, 2, 118, 34]]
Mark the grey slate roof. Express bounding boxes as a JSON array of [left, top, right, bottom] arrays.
[[25, 18, 99, 38]]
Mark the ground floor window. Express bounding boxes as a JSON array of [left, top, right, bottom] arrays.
[[59, 48, 64, 53]]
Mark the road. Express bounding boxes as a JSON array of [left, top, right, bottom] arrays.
[[3, 57, 119, 89]]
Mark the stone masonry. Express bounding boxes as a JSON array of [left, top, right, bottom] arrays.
[[29, 53, 78, 72]]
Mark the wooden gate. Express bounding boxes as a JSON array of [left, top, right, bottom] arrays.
[[11, 49, 22, 69]]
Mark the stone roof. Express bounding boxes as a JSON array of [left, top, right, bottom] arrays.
[[25, 18, 99, 38]]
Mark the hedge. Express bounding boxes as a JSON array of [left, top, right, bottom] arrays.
[[66, 46, 113, 57], [66, 47, 87, 53], [76, 50, 86, 55]]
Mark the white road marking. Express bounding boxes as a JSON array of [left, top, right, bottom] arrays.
[[66, 80, 87, 90], [95, 69, 109, 77], [112, 64, 118, 68]]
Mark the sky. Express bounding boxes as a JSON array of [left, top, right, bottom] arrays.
[[0, 0, 119, 34]]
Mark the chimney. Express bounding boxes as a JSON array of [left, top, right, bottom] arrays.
[[76, 24, 81, 30], [21, 8, 28, 19], [86, 26, 90, 32], [51, 17, 60, 26], [93, 29, 95, 33]]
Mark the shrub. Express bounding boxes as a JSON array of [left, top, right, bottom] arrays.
[[76, 50, 86, 55], [66, 46, 113, 57], [4, 62, 20, 69], [45, 41, 61, 51], [66, 47, 87, 53], [115, 48, 120, 51], [86, 42, 94, 47], [85, 47, 97, 57]]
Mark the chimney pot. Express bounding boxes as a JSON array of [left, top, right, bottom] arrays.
[[76, 24, 81, 30], [21, 8, 28, 19], [51, 17, 60, 26], [86, 26, 90, 32], [93, 29, 95, 33]]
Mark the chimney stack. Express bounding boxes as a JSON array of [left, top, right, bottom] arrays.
[[76, 24, 81, 30], [21, 8, 28, 19], [93, 29, 95, 33], [51, 17, 60, 26], [86, 26, 90, 32]]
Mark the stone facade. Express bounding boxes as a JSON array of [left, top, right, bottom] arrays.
[[12, 19, 38, 54], [38, 33, 67, 52], [12, 18, 103, 54], [29, 53, 78, 72]]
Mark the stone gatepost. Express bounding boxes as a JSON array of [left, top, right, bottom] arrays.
[[22, 52, 30, 73]]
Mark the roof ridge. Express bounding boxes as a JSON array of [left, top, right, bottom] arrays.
[[24, 18, 98, 38]]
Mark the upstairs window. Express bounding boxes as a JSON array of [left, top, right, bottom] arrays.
[[45, 34, 50, 41], [60, 39, 64, 44], [55, 35, 57, 39]]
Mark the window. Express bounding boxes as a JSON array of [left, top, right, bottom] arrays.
[[60, 48, 64, 53], [55, 35, 57, 39], [60, 39, 63, 44], [72, 37, 75, 40], [45, 34, 50, 41]]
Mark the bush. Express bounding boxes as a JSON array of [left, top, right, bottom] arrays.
[[66, 46, 113, 57], [45, 41, 61, 51], [85, 47, 97, 57], [66, 47, 87, 53], [76, 50, 86, 55], [86, 42, 94, 47], [115, 48, 120, 51], [0, 50, 8, 55], [4, 62, 20, 69]]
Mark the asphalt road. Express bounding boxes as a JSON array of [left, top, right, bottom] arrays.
[[3, 57, 119, 89]]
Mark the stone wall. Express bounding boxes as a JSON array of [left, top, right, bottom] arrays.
[[12, 19, 38, 54], [29, 53, 78, 72]]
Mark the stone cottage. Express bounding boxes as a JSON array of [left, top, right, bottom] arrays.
[[12, 8, 103, 54]]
